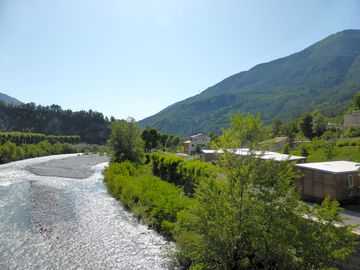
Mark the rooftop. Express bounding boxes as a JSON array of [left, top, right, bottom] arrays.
[[201, 148, 306, 162], [296, 161, 360, 174]]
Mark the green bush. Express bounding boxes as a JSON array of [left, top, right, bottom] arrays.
[[103, 162, 193, 239], [150, 152, 217, 194]]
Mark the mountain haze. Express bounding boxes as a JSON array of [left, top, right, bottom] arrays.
[[0, 92, 22, 105], [140, 29, 360, 136]]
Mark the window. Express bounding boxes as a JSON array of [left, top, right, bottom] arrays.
[[348, 175, 354, 189]]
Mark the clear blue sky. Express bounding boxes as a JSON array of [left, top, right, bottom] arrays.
[[0, 0, 359, 120]]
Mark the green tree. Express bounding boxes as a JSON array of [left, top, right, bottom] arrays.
[[351, 91, 360, 111], [281, 120, 298, 141], [175, 112, 356, 269], [312, 110, 327, 137], [299, 113, 314, 139], [300, 144, 309, 157], [218, 112, 264, 149], [271, 117, 283, 137], [109, 118, 144, 164], [141, 128, 160, 152], [323, 141, 336, 160]]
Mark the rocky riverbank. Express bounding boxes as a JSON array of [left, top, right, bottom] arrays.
[[27, 153, 109, 179]]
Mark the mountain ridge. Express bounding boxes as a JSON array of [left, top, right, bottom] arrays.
[[0, 92, 23, 106], [140, 29, 360, 136]]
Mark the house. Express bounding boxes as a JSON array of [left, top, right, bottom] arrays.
[[183, 133, 210, 155], [201, 148, 306, 163], [295, 161, 360, 201]]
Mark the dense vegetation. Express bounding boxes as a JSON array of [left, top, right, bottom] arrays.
[[105, 114, 357, 269], [109, 118, 145, 164], [0, 101, 111, 144], [0, 92, 22, 105], [140, 30, 360, 136], [142, 127, 182, 152], [259, 92, 360, 162], [103, 162, 192, 240], [149, 152, 217, 194], [0, 140, 78, 164], [0, 132, 80, 145]]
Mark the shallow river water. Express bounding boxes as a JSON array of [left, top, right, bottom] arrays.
[[0, 154, 174, 270]]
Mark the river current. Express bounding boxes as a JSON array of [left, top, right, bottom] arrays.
[[0, 154, 174, 270]]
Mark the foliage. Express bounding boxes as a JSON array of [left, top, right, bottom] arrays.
[[174, 112, 357, 269], [300, 145, 309, 157], [141, 127, 182, 152], [290, 137, 360, 162], [150, 152, 217, 194], [0, 141, 77, 164], [343, 126, 360, 138], [103, 162, 192, 239], [299, 113, 314, 139], [323, 141, 336, 160], [175, 155, 357, 269], [0, 131, 80, 145], [140, 30, 360, 136], [141, 128, 160, 152], [216, 113, 265, 149], [109, 118, 144, 164], [0, 102, 110, 144], [350, 91, 360, 111], [271, 118, 283, 137], [312, 110, 327, 137]]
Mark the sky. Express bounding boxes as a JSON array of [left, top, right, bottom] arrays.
[[0, 0, 359, 121]]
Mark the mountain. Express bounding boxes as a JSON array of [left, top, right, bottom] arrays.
[[140, 29, 360, 137], [0, 92, 23, 105]]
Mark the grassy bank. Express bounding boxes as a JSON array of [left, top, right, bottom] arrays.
[[290, 137, 360, 162], [103, 161, 192, 239]]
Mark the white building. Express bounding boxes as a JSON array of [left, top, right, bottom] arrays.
[[201, 148, 306, 163], [183, 133, 210, 155]]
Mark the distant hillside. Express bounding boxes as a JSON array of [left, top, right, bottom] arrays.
[[0, 103, 110, 144], [0, 92, 22, 105], [140, 29, 360, 136]]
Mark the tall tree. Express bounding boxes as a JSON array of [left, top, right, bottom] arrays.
[[299, 113, 314, 139], [271, 117, 283, 137], [312, 110, 327, 137], [109, 118, 144, 163], [141, 128, 160, 152]]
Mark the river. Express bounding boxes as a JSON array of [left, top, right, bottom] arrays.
[[0, 154, 174, 270]]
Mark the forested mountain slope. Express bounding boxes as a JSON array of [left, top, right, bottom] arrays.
[[140, 29, 360, 136], [0, 103, 110, 144], [0, 92, 22, 105]]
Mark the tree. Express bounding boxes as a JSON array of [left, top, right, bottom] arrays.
[[141, 128, 160, 152], [218, 113, 264, 149], [271, 117, 283, 137], [175, 112, 356, 269], [323, 141, 336, 160], [352, 92, 360, 111], [299, 113, 314, 139], [109, 118, 144, 163], [300, 145, 309, 157], [312, 110, 326, 137]]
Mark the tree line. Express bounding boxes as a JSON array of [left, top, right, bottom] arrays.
[[0, 141, 78, 164], [0, 101, 111, 144], [0, 132, 80, 145]]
